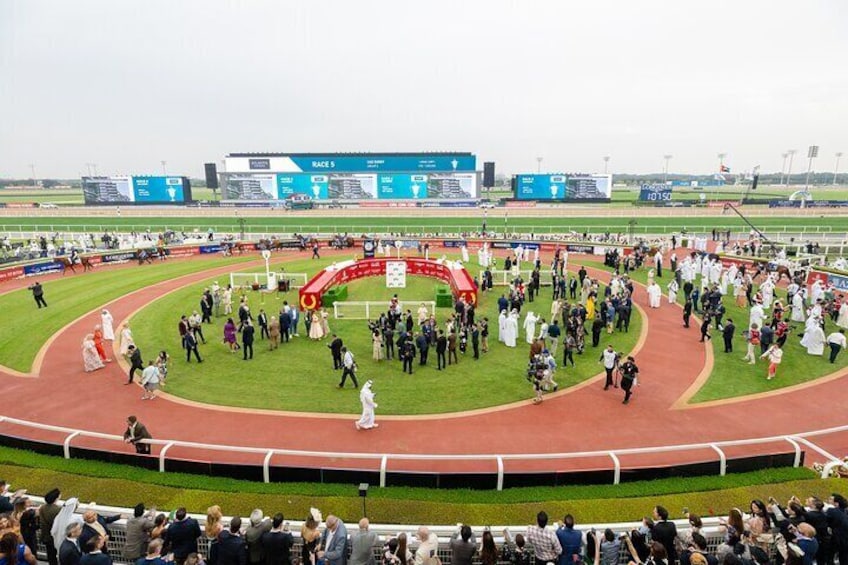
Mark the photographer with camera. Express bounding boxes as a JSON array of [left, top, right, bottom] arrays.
[[620, 356, 639, 405]]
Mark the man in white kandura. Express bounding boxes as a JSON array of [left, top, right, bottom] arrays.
[[355, 380, 378, 430]]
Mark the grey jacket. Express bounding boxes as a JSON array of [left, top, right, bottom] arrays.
[[123, 515, 155, 559], [349, 529, 378, 565]]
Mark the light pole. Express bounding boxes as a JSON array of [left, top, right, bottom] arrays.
[[29, 164, 36, 186], [536, 157, 543, 173], [834, 152, 843, 186], [663, 155, 672, 184], [804, 145, 819, 192], [785, 150, 796, 187], [603, 155, 610, 174], [779, 152, 789, 185], [717, 153, 726, 172], [161, 160, 167, 175]]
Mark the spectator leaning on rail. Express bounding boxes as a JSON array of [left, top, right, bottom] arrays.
[[38, 488, 63, 565], [649, 506, 678, 565], [318, 515, 349, 565], [556, 514, 582, 565], [525, 511, 562, 564], [208, 517, 247, 565]]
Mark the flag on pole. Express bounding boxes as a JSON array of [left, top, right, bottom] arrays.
[[720, 164, 731, 173]]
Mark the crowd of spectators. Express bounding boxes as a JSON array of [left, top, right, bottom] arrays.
[[2, 481, 848, 565]]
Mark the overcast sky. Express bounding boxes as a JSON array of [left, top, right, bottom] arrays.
[[1, 0, 846, 179]]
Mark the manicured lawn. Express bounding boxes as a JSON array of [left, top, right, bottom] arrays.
[[0, 216, 846, 236], [130, 257, 641, 414], [0, 445, 835, 523], [0, 256, 255, 372], [582, 260, 848, 402]]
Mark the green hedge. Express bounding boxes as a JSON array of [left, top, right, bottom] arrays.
[[322, 284, 348, 307], [0, 446, 840, 524], [435, 285, 453, 308]]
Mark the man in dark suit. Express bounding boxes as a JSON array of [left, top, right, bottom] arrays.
[[279, 309, 291, 343], [123, 415, 152, 455], [184, 331, 202, 363], [28, 281, 48, 308], [201, 291, 213, 323], [59, 522, 83, 565], [317, 516, 348, 565], [257, 310, 269, 340], [126, 345, 144, 385], [435, 330, 447, 370], [209, 517, 248, 565], [415, 333, 429, 366], [328, 335, 344, 369], [261, 514, 294, 565], [651, 506, 678, 565], [471, 324, 480, 360], [242, 320, 255, 360], [163, 508, 201, 565], [722, 319, 735, 353]]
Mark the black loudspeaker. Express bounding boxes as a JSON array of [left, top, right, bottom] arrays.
[[483, 162, 495, 188], [204, 163, 219, 189], [751, 174, 759, 190]]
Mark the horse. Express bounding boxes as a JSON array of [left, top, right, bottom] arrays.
[[751, 261, 805, 284], [137, 249, 154, 265], [56, 255, 95, 275]]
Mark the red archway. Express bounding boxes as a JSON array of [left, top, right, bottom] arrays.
[[298, 257, 477, 311]]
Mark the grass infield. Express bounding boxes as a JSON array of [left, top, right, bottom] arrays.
[[0, 445, 837, 524], [130, 257, 641, 414]]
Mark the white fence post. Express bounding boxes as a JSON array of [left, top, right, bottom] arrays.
[[783, 437, 803, 467], [380, 455, 388, 488], [709, 444, 727, 476], [159, 441, 175, 472], [63, 431, 81, 459], [263, 450, 275, 483], [609, 452, 621, 484], [496, 456, 504, 491]]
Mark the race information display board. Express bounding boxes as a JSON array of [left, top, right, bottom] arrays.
[[513, 174, 612, 200], [82, 176, 192, 204], [221, 153, 478, 200]]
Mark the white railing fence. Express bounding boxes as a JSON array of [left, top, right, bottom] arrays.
[[332, 301, 437, 320], [1, 415, 847, 491]]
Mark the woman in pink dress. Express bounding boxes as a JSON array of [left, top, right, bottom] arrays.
[[223, 318, 238, 352]]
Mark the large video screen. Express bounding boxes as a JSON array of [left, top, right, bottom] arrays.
[[224, 153, 477, 174], [514, 174, 612, 200], [222, 172, 478, 200], [82, 176, 192, 204]]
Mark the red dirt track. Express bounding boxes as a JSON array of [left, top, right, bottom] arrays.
[[1, 248, 847, 477]]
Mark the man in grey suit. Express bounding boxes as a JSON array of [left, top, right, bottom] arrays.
[[317, 515, 348, 565], [449, 525, 477, 565], [349, 518, 377, 565]]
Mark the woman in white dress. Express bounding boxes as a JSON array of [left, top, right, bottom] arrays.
[[82, 334, 105, 372], [119, 323, 135, 356], [355, 380, 378, 430], [320, 308, 330, 336], [100, 309, 115, 341], [308, 310, 324, 340]]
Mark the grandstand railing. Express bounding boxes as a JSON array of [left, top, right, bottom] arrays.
[[1, 415, 846, 491], [22, 496, 750, 565]]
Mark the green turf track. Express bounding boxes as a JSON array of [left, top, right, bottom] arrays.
[[0, 215, 845, 235]]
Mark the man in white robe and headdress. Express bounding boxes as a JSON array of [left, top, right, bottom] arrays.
[[710, 261, 722, 285], [523, 311, 538, 344], [838, 301, 848, 330], [760, 276, 776, 309], [800, 318, 826, 355], [498, 310, 507, 343], [355, 380, 378, 430], [461, 243, 470, 263], [749, 302, 766, 330], [503, 310, 519, 347], [810, 279, 825, 304], [647, 281, 662, 308], [791, 291, 806, 322], [667, 279, 679, 304]]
